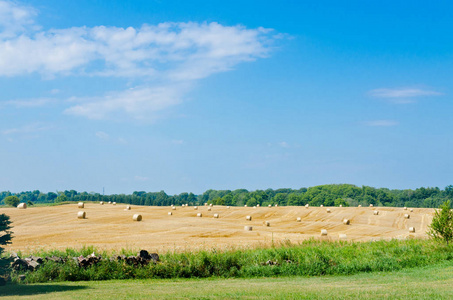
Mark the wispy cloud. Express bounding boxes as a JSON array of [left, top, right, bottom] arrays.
[[134, 175, 149, 182], [0, 1, 277, 120], [2, 122, 52, 135], [278, 141, 289, 148], [65, 85, 187, 120], [363, 120, 399, 127], [0, 0, 38, 38], [95, 131, 109, 140], [1, 97, 55, 108], [369, 88, 443, 99]]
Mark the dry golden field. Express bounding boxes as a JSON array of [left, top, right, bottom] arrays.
[[0, 203, 434, 253]]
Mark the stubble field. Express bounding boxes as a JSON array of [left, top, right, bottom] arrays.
[[1, 203, 434, 254]]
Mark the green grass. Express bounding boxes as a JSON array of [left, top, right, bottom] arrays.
[[10, 239, 453, 283], [2, 260, 453, 299]]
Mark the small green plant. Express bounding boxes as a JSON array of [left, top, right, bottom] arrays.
[[428, 200, 453, 245]]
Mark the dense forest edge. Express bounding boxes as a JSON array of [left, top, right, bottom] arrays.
[[1, 184, 452, 208]]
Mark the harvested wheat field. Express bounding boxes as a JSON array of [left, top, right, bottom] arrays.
[[0, 204, 435, 253]]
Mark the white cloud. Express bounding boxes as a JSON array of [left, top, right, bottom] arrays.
[[134, 175, 149, 182], [278, 141, 289, 148], [1, 97, 54, 108], [364, 120, 399, 127], [2, 122, 52, 135], [369, 88, 442, 99], [95, 131, 109, 140], [64, 84, 187, 120], [0, 2, 276, 119], [0, 0, 37, 38]]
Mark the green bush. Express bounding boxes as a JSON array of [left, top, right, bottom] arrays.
[[10, 239, 453, 283]]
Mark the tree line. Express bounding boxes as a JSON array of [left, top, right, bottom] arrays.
[[1, 184, 452, 208]]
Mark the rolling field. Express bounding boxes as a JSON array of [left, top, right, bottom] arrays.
[[1, 203, 434, 253]]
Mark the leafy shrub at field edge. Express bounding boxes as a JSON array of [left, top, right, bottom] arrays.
[[10, 238, 453, 283]]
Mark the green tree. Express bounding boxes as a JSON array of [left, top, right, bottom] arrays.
[[55, 193, 68, 203], [428, 200, 453, 245], [4, 196, 20, 207], [0, 214, 12, 283]]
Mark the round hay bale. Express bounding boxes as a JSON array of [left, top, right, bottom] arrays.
[[244, 226, 253, 231], [326, 208, 331, 213], [112, 202, 116, 205], [370, 204, 373, 207], [197, 213, 202, 217], [339, 204, 342, 207], [78, 202, 84, 208], [320, 205, 324, 207], [246, 215, 252, 221], [194, 206, 198, 210], [409, 227, 415, 233], [213, 213, 219, 218], [296, 217, 301, 222], [227, 206, 230, 209], [268, 204, 272, 208], [168, 212, 172, 216], [343, 219, 350, 225], [410, 208, 414, 212], [209, 203, 213, 207], [374, 210, 379, 215], [100, 201, 104, 205], [404, 214, 410, 219], [204, 203, 207, 206], [125, 205, 131, 211], [108, 201, 112, 204], [77, 211, 86, 219], [321, 229, 328, 236], [305, 204, 309, 208], [208, 207, 212, 211], [181, 204, 184, 207], [253, 206, 257, 209], [17, 203, 27, 209], [339, 234, 347, 240], [133, 214, 142, 221], [403, 207, 407, 210], [185, 204, 188, 207], [264, 221, 270, 227], [244, 205, 247, 207], [358, 205, 362, 207], [275, 204, 278, 207], [257, 204, 260, 207], [172, 206, 176, 210]]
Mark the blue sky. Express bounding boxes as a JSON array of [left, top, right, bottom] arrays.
[[0, 0, 451, 195]]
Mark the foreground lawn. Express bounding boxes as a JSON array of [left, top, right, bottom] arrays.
[[3, 260, 453, 299]]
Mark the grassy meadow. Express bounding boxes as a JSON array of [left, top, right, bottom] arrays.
[[3, 260, 453, 299]]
